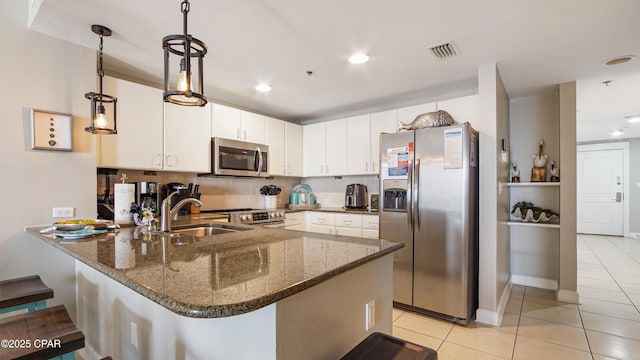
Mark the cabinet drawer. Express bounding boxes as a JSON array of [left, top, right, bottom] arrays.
[[308, 212, 335, 226], [362, 215, 379, 230], [362, 229, 379, 239], [285, 212, 305, 225], [335, 213, 362, 228]]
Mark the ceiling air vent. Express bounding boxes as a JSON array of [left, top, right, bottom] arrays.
[[428, 42, 458, 60]]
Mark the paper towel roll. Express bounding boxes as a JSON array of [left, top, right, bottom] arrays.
[[114, 183, 135, 224]]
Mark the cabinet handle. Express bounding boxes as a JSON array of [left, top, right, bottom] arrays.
[[320, 165, 323, 174], [372, 162, 376, 173], [365, 162, 369, 172], [165, 155, 171, 168], [326, 164, 329, 174], [154, 154, 162, 167], [236, 128, 241, 140], [244, 129, 247, 141]]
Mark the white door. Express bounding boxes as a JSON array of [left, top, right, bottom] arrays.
[[577, 147, 624, 235]]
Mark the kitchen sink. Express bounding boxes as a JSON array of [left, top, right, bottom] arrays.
[[172, 223, 251, 237]]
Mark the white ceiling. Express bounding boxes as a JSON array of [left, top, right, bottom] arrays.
[[28, 0, 640, 139]]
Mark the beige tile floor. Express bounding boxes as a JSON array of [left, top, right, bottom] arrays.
[[391, 234, 640, 360]]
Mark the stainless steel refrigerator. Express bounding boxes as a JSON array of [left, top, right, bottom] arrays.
[[379, 123, 479, 324]]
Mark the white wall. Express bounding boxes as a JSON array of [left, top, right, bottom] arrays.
[[475, 63, 511, 326], [0, 0, 97, 319]]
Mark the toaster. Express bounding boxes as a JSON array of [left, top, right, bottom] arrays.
[[345, 184, 368, 209]]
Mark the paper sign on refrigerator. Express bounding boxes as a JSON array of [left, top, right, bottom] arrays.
[[387, 146, 409, 176]]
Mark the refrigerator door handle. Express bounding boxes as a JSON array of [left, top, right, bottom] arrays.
[[414, 159, 420, 232], [407, 159, 413, 232]]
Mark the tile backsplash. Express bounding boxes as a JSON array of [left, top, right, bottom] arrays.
[[102, 169, 379, 210]]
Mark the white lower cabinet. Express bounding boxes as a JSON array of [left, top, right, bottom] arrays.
[[285, 212, 307, 231], [303, 212, 379, 239]]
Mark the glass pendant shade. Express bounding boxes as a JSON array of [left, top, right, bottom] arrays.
[[163, 0, 207, 107], [85, 25, 117, 135]]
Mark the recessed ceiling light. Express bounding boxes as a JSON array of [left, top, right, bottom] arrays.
[[255, 83, 272, 92], [348, 53, 369, 64], [604, 55, 635, 66], [626, 115, 640, 124], [610, 129, 624, 136]]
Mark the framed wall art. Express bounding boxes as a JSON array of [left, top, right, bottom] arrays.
[[30, 108, 73, 151]]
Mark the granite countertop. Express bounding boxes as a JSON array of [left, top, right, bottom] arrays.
[[285, 207, 379, 215], [25, 221, 401, 319]]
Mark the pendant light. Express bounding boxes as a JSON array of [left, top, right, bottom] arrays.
[[162, 0, 208, 107], [85, 25, 117, 134]]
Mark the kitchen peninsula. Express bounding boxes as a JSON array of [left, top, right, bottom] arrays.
[[25, 222, 402, 360]]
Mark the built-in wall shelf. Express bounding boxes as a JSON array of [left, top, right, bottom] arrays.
[[507, 220, 560, 229], [507, 182, 560, 187]]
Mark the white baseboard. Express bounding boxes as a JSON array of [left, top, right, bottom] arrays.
[[629, 232, 640, 239], [557, 289, 579, 304], [476, 280, 512, 327], [511, 275, 558, 290]]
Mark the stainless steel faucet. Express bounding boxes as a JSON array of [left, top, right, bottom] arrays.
[[158, 189, 203, 233]]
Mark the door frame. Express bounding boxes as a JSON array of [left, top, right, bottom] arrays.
[[577, 142, 630, 237]]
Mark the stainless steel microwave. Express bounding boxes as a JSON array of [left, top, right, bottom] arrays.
[[211, 137, 269, 177]]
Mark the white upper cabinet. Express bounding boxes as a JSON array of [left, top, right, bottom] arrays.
[[346, 114, 371, 175], [210, 103, 241, 140], [369, 110, 398, 174], [303, 122, 326, 177], [436, 94, 478, 127], [284, 122, 303, 176], [211, 104, 267, 144], [241, 112, 267, 144], [266, 118, 302, 177], [266, 117, 285, 176], [99, 77, 211, 172], [99, 76, 163, 170], [396, 102, 437, 127], [163, 103, 211, 172], [324, 118, 347, 176]]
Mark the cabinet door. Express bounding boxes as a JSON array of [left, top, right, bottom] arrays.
[[324, 118, 347, 175], [211, 103, 242, 140], [266, 117, 285, 176], [303, 122, 326, 177], [346, 115, 371, 175], [163, 103, 212, 172], [240, 111, 267, 144], [100, 77, 163, 170], [437, 94, 478, 128], [362, 229, 379, 239], [370, 110, 398, 174], [335, 227, 362, 237], [396, 102, 436, 126], [285, 122, 303, 176]]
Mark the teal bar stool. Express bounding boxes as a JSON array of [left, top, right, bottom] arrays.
[[0, 275, 53, 314]]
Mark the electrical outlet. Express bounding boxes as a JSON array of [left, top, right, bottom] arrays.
[[52, 207, 74, 218], [365, 299, 375, 331], [131, 322, 138, 348]]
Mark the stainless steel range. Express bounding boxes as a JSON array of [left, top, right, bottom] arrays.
[[204, 208, 285, 225]]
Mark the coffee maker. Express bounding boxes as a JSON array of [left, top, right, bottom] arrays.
[[136, 182, 160, 215]]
